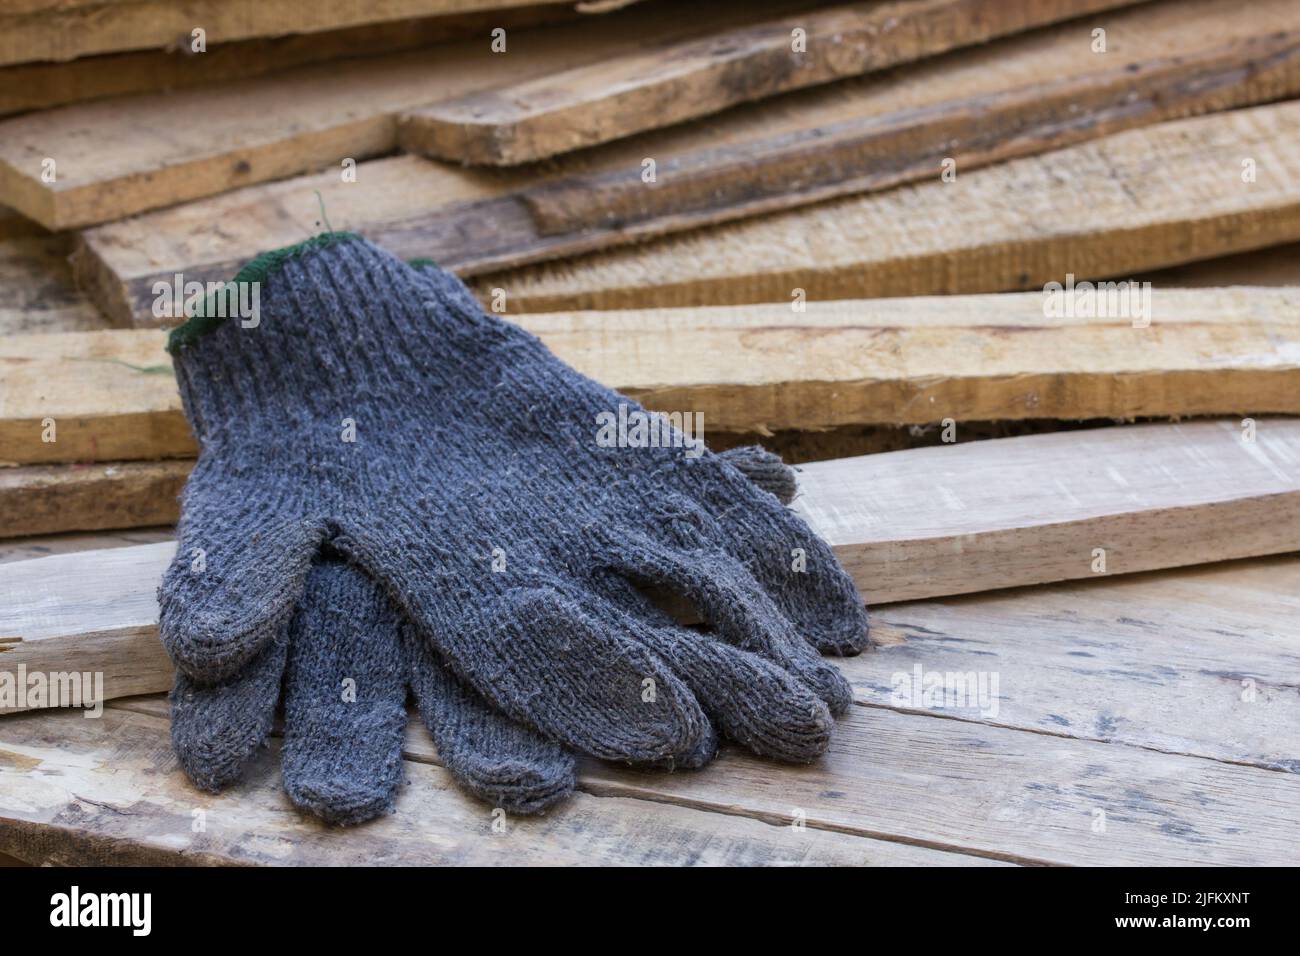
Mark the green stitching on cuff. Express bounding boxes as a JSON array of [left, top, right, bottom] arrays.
[[165, 231, 362, 355]]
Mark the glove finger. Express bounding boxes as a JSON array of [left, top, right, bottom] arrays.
[[606, 529, 853, 716], [690, 457, 871, 656], [160, 460, 324, 682], [280, 559, 408, 826], [716, 446, 797, 505], [608, 596, 833, 763], [389, 568, 715, 766], [403, 625, 575, 815], [169, 631, 288, 793]]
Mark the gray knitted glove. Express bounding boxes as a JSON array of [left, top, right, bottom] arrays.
[[171, 447, 794, 825], [161, 234, 869, 806], [171, 552, 576, 824]]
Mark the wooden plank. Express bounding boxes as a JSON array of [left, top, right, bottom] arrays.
[[479, 100, 1300, 311], [402, 0, 1137, 165], [0, 460, 190, 538], [795, 419, 1300, 602], [0, 233, 106, 335], [0, 4, 579, 118], [0, 528, 175, 566], [7, 286, 1300, 463], [0, 0, 802, 229], [0, 543, 176, 711], [0, 331, 187, 466], [0, 706, 989, 866], [98, 690, 1300, 865], [6, 419, 1300, 711], [0, 0, 566, 66], [581, 703, 1300, 866], [522, 21, 1300, 236], [81, 0, 1300, 325], [847, 556, 1300, 773]]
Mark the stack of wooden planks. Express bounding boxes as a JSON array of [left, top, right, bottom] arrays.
[[1, 0, 1299, 866]]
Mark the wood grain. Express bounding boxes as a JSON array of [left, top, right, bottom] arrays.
[[794, 419, 1300, 602], [7, 287, 1299, 463], [0, 0, 564, 65], [0, 460, 190, 537], [81, 0, 1300, 325], [0, 330, 187, 466], [0, 0, 800, 229], [19, 689, 1295, 865], [849, 556, 1300, 773], [0, 4, 579, 118], [5, 419, 1300, 712], [402, 0, 1137, 164], [0, 706, 994, 866], [480, 101, 1300, 311]]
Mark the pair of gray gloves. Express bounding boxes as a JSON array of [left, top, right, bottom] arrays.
[[160, 234, 870, 825]]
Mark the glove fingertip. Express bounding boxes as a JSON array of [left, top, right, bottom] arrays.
[[717, 445, 798, 505]]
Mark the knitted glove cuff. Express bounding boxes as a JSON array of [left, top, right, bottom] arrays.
[[164, 233, 491, 443]]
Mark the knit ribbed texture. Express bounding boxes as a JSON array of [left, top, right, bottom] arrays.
[[161, 235, 869, 820]]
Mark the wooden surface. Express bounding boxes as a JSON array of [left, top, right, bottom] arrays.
[[478, 101, 1300, 311], [403, 0, 1135, 164], [0, 460, 190, 537], [6, 418, 1300, 712], [3, 553, 1297, 865], [0, 4, 578, 118], [7, 287, 1299, 464], [0, 0, 565, 65], [795, 419, 1300, 602], [0, 0, 801, 229], [80, 0, 1300, 326], [524, 11, 1300, 237], [0, 233, 104, 335], [0, 330, 187, 466]]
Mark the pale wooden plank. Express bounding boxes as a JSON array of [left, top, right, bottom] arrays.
[[794, 419, 1300, 601], [0, 706, 988, 866], [404, 0, 1136, 164], [5, 420, 1300, 711], [81, 0, 1300, 325], [478, 101, 1300, 311], [7, 288, 1300, 464], [0, 0, 803, 229]]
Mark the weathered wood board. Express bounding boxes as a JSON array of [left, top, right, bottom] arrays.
[[6, 288, 1299, 464], [0, 705, 999, 866], [7, 686, 1298, 865], [5, 419, 1299, 712], [0, 460, 190, 538], [0, 0, 803, 229], [476, 101, 1300, 311], [0, 4, 578, 117], [403, 0, 1138, 164], [0, 0, 569, 65], [851, 556, 1300, 773], [79, 0, 1300, 325]]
